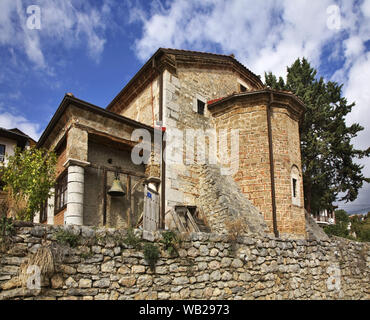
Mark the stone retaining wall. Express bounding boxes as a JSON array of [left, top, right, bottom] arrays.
[[0, 224, 369, 300]]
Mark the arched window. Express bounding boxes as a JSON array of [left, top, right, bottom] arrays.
[[291, 165, 301, 206]]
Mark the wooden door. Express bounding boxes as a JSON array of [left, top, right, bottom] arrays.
[[143, 185, 160, 241]]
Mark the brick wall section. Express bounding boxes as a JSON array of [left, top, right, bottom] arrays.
[[55, 145, 67, 178], [212, 103, 273, 229], [271, 107, 305, 237], [54, 209, 65, 226], [0, 224, 368, 300]]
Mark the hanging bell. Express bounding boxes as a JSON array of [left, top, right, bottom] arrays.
[[107, 179, 125, 197]]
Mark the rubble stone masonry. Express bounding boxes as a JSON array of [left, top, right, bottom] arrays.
[[0, 224, 368, 300]]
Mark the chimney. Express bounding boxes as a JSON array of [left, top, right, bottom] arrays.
[[66, 92, 74, 97]]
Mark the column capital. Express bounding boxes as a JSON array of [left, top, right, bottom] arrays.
[[63, 158, 90, 168]]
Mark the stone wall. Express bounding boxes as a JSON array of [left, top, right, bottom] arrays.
[[0, 224, 369, 300], [198, 164, 268, 235]]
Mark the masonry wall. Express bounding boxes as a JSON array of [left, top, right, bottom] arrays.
[[0, 224, 368, 300], [270, 107, 305, 237], [163, 68, 257, 210], [117, 77, 160, 127], [212, 103, 273, 229], [84, 141, 145, 228]]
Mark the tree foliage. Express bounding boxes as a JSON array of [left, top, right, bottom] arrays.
[[0, 147, 57, 221], [265, 58, 370, 214], [324, 210, 370, 242], [323, 209, 350, 238]]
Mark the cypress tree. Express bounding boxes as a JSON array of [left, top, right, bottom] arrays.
[[265, 58, 370, 214]]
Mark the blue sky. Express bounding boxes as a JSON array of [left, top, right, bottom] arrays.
[[0, 0, 369, 213]]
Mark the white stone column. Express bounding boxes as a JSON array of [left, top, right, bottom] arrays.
[[64, 159, 90, 226], [47, 187, 55, 225]]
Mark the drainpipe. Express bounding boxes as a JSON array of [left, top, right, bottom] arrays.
[[152, 57, 165, 229], [267, 91, 279, 238]]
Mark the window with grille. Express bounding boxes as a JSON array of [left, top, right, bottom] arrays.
[[55, 172, 67, 214], [0, 144, 5, 162]]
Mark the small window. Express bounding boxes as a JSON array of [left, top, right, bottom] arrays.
[[292, 178, 297, 198], [0, 144, 5, 162], [239, 84, 247, 92], [197, 99, 205, 115], [55, 172, 67, 214], [40, 200, 48, 223]]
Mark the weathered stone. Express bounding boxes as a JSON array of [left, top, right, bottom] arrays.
[[93, 278, 110, 288], [132, 265, 146, 274], [65, 277, 78, 288], [172, 276, 189, 285], [209, 260, 220, 270], [95, 293, 109, 300], [180, 287, 190, 299], [221, 257, 232, 267], [57, 264, 77, 275], [199, 245, 209, 256], [85, 254, 104, 263], [137, 275, 153, 287], [231, 259, 243, 268], [102, 249, 114, 257], [197, 273, 210, 282], [101, 260, 115, 272], [198, 262, 208, 271], [119, 276, 136, 287], [187, 247, 198, 257], [77, 264, 99, 274], [154, 276, 171, 286], [91, 246, 101, 254], [158, 292, 170, 299], [79, 279, 92, 288], [239, 272, 252, 282], [51, 274, 64, 289], [210, 270, 221, 281], [117, 266, 130, 274], [221, 271, 233, 281]]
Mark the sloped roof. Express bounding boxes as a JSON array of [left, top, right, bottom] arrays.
[[106, 48, 265, 112], [37, 94, 155, 148]]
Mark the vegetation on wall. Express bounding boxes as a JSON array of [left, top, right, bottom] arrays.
[[160, 231, 180, 257], [0, 215, 14, 251], [265, 59, 370, 215], [54, 229, 80, 248], [143, 242, 160, 271], [0, 147, 57, 221]]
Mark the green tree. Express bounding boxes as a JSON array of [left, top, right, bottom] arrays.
[[265, 58, 370, 214], [0, 147, 57, 221], [323, 209, 350, 238]]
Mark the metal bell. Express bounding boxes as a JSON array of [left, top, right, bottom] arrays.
[[107, 179, 125, 197]]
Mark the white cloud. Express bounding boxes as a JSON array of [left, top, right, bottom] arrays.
[[132, 0, 338, 78], [0, 111, 41, 141], [0, 0, 113, 70]]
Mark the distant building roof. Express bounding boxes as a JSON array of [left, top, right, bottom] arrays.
[[0, 127, 35, 146]]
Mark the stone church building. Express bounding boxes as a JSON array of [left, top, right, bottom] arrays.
[[34, 48, 306, 239]]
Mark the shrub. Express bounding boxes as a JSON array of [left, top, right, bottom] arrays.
[[54, 229, 80, 248], [123, 228, 142, 250], [143, 242, 160, 271], [161, 231, 180, 257]]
